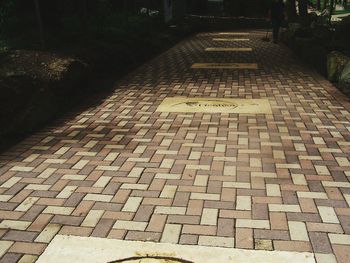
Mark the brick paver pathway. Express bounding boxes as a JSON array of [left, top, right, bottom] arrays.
[[1, 30, 350, 263]]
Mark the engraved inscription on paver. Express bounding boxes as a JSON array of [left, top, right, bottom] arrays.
[[156, 97, 272, 114]]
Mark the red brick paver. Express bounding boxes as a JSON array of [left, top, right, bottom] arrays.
[[1, 30, 350, 263]]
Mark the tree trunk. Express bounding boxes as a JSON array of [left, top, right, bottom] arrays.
[[329, 0, 335, 22], [34, 0, 45, 48], [298, 0, 308, 16], [317, 0, 321, 9], [324, 0, 329, 9], [79, 0, 88, 31], [124, 0, 127, 11], [287, 0, 297, 19]]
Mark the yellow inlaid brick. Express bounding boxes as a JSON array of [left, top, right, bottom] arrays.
[[223, 182, 250, 189], [35, 224, 61, 243], [128, 167, 144, 178], [0, 195, 13, 202], [134, 145, 147, 154], [315, 166, 330, 176], [84, 194, 113, 202], [344, 194, 350, 207], [250, 158, 262, 168], [18, 255, 38, 263], [155, 173, 181, 180], [266, 184, 281, 197], [10, 166, 33, 172], [314, 254, 337, 263], [322, 181, 350, 188], [160, 159, 174, 169], [1, 177, 21, 188], [288, 221, 309, 241], [276, 164, 301, 169], [251, 172, 277, 178], [113, 220, 147, 231], [62, 174, 87, 180], [56, 186, 77, 199], [23, 154, 40, 163], [292, 174, 307, 185], [120, 183, 148, 190], [154, 206, 186, 215], [236, 219, 270, 229], [318, 206, 339, 224], [122, 197, 142, 212], [273, 150, 285, 159], [335, 157, 350, 167], [72, 160, 89, 170], [269, 204, 301, 213], [313, 137, 326, 144], [44, 159, 67, 164], [328, 234, 350, 245], [185, 164, 211, 171], [194, 175, 208, 186], [43, 206, 74, 215], [190, 193, 220, 201], [38, 168, 57, 179], [297, 192, 328, 199], [161, 224, 181, 244], [55, 147, 70, 155], [198, 236, 235, 248], [25, 184, 51, 191], [160, 185, 177, 198], [236, 196, 252, 211], [0, 220, 31, 230], [81, 210, 104, 227], [93, 176, 112, 188], [224, 166, 236, 176], [104, 152, 119, 161], [200, 208, 218, 225], [0, 241, 13, 258], [215, 144, 226, 153], [15, 197, 39, 212]]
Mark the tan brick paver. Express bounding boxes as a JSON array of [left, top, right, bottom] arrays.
[[1, 30, 350, 262]]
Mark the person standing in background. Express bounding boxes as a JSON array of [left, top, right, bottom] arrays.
[[269, 0, 287, 44]]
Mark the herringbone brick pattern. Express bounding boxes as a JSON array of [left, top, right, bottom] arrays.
[[0, 30, 350, 263]]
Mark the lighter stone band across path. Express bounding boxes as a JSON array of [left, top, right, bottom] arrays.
[[37, 235, 315, 263], [205, 47, 253, 52], [212, 38, 250, 41], [217, 32, 250, 35], [191, 63, 258, 69]]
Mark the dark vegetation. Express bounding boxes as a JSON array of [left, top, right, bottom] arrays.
[[281, 0, 350, 96], [0, 0, 193, 150]]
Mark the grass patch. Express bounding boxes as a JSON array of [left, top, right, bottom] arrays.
[[334, 10, 350, 15], [309, 0, 350, 11]]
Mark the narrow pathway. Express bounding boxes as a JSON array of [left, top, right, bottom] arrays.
[[0, 30, 350, 263]]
